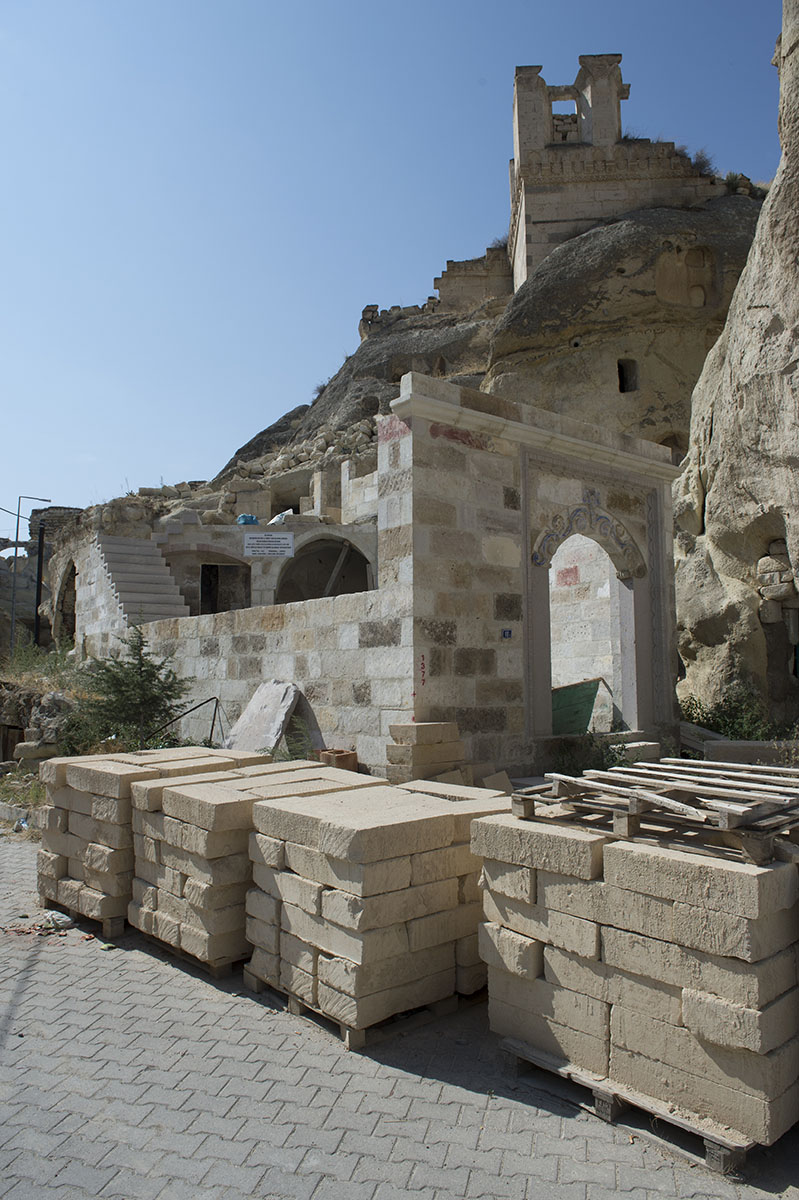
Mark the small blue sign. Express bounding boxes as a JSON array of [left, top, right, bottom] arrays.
[[501, 629, 512, 639]]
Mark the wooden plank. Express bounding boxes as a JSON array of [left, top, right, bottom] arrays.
[[586, 767, 792, 809], [662, 757, 799, 780], [629, 761, 799, 799]]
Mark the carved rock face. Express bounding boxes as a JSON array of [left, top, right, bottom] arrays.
[[484, 197, 760, 450], [674, 2, 799, 720]]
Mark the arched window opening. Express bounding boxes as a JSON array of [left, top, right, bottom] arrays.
[[275, 539, 372, 606]]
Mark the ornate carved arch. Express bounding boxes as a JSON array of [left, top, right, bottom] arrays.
[[531, 488, 646, 580]]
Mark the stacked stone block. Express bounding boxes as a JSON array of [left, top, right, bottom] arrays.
[[472, 813, 799, 1145], [245, 781, 509, 1037], [385, 722, 467, 784], [36, 748, 272, 938], [126, 759, 333, 968]]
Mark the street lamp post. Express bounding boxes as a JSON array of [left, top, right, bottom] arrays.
[[9, 495, 51, 653]]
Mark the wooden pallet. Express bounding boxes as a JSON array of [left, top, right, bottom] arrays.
[[502, 1037, 754, 1175], [512, 759, 799, 863], [242, 966, 465, 1051], [41, 895, 126, 942]]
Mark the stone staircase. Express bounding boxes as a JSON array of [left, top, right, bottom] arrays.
[[97, 536, 190, 625]]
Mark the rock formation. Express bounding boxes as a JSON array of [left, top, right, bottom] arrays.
[[485, 198, 761, 450], [674, 0, 799, 721]]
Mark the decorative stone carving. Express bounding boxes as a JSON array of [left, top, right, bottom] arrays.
[[531, 488, 647, 580]]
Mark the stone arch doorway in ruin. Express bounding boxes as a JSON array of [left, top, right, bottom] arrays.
[[527, 489, 653, 737], [53, 562, 77, 643], [274, 536, 374, 606]]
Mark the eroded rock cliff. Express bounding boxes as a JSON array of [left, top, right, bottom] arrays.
[[674, 0, 799, 721]]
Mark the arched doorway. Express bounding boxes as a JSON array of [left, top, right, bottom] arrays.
[[527, 491, 651, 737], [549, 534, 622, 734], [275, 538, 372, 605]]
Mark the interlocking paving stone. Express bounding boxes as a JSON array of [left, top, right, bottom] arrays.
[[3, 837, 799, 1200]]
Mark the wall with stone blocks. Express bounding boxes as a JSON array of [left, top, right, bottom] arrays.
[[473, 814, 799, 1145], [86, 585, 413, 776]]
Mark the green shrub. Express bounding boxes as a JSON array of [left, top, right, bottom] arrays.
[[59, 627, 189, 754], [679, 684, 788, 741]]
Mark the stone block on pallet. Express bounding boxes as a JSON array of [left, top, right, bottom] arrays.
[[682, 987, 799, 1055], [160, 784, 258, 832], [183, 877, 248, 909], [543, 946, 683, 1024], [406, 902, 483, 952], [246, 916, 279, 955], [283, 842, 412, 897], [611, 1006, 799, 1099], [90, 795, 133, 824], [317, 944, 455, 998], [69, 813, 132, 850], [179, 924, 249, 962], [672, 900, 799, 963], [253, 788, 456, 861], [249, 831, 285, 871], [248, 946, 279, 987], [317, 968, 455, 1030], [602, 928, 798, 1008], [321, 878, 459, 932], [36, 849, 67, 880], [609, 1045, 799, 1146], [603, 842, 799, 918], [482, 859, 536, 905], [482, 890, 600, 959], [478, 921, 544, 980], [281, 960, 317, 1006], [489, 997, 609, 1076], [253, 864, 324, 914], [410, 843, 479, 885], [489, 965, 610, 1041], [472, 814, 608, 879], [281, 901, 409, 964], [64, 760, 160, 799], [281, 931, 318, 975]]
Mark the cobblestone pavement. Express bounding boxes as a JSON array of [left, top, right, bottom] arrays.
[[2, 837, 798, 1200]]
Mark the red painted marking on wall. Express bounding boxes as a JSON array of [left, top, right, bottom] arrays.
[[378, 414, 411, 442], [429, 423, 491, 452], [556, 566, 580, 587]]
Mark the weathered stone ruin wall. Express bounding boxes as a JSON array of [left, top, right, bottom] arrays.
[[674, 0, 799, 721], [510, 55, 718, 288]]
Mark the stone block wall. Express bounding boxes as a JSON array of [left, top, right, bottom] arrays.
[[86, 586, 413, 775]]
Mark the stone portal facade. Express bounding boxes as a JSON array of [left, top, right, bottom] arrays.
[[77, 375, 678, 776]]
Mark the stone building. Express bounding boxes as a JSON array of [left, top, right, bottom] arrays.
[[46, 54, 761, 775]]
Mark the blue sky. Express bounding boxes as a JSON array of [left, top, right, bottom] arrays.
[[0, 0, 783, 542]]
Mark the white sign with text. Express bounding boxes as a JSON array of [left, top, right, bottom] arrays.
[[243, 531, 295, 558]]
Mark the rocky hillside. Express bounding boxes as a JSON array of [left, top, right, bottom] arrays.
[[214, 292, 508, 481]]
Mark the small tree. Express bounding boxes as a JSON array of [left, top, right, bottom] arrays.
[[61, 626, 189, 753]]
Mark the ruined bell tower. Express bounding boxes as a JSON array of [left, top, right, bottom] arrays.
[[509, 54, 717, 288]]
